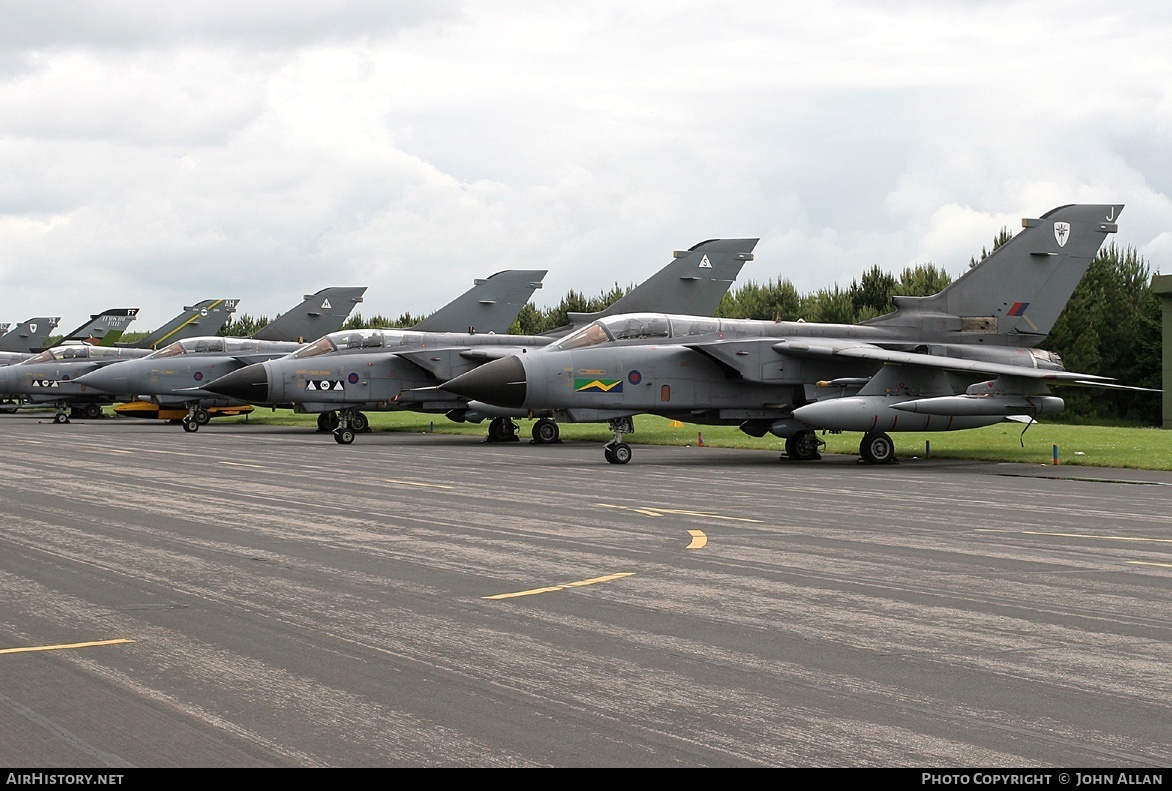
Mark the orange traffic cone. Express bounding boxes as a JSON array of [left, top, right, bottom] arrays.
[[697, 432, 704, 446]]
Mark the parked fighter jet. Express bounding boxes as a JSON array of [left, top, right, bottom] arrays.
[[0, 290, 357, 423], [69, 286, 368, 428], [440, 204, 1156, 464], [0, 317, 61, 355], [201, 239, 757, 444], [76, 271, 551, 432]]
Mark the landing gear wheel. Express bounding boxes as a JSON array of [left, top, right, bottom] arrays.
[[334, 428, 355, 445], [84, 403, 104, 419], [349, 412, 369, 433], [317, 412, 340, 432], [193, 408, 211, 425], [784, 430, 823, 461], [487, 417, 519, 442], [532, 418, 560, 444], [183, 419, 199, 433], [604, 442, 632, 465], [859, 432, 896, 464], [53, 412, 70, 424]]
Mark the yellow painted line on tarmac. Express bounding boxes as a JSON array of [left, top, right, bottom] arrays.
[[1127, 561, 1172, 569], [484, 573, 635, 600], [0, 638, 134, 655], [687, 530, 707, 549], [597, 503, 762, 522], [385, 479, 454, 489], [978, 529, 1172, 544]]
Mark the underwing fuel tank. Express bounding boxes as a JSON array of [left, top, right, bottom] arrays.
[[890, 395, 1065, 417], [791, 396, 1007, 433]]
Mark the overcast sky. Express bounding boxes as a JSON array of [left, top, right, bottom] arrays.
[[2, 1, 1170, 334]]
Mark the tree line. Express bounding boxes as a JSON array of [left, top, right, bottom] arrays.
[[213, 235, 1162, 425]]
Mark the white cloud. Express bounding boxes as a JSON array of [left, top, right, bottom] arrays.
[[1, 0, 1170, 332]]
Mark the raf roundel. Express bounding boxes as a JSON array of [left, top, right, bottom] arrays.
[[193, 371, 204, 382], [348, 372, 360, 384], [628, 370, 642, 385]]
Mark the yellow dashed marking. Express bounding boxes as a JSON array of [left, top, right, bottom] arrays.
[[598, 503, 762, 522], [485, 573, 635, 600], [686, 530, 708, 549], [1, 638, 134, 655]]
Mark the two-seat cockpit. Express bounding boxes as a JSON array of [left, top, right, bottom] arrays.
[[549, 313, 725, 352]]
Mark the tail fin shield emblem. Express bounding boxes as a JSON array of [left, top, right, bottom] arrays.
[[1054, 222, 1070, 247], [698, 254, 712, 269]]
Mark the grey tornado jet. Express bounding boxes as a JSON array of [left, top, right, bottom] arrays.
[[0, 298, 241, 421], [200, 238, 758, 445], [70, 286, 368, 429], [440, 204, 1159, 465]]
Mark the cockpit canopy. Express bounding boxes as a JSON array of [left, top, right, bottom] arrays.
[[21, 344, 130, 364], [550, 313, 723, 351], [146, 337, 271, 359], [291, 330, 425, 359]]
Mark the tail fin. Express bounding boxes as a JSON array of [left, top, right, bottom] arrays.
[[250, 287, 367, 343], [0, 316, 61, 353], [53, 308, 140, 347], [561, 238, 757, 330], [411, 270, 547, 334], [865, 204, 1123, 346], [120, 298, 240, 349]]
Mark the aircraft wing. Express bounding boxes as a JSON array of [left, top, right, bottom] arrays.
[[685, 337, 1159, 391], [774, 340, 1161, 391]]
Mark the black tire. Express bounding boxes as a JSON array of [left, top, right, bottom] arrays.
[[334, 428, 355, 445], [183, 419, 199, 433], [532, 419, 560, 444], [317, 412, 340, 432], [350, 412, 369, 432], [84, 403, 104, 419], [610, 442, 632, 465], [193, 408, 211, 425], [487, 417, 517, 442], [859, 432, 896, 464], [785, 430, 822, 461], [53, 412, 69, 424]]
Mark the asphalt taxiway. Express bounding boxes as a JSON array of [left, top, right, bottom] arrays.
[[1, 413, 1169, 767]]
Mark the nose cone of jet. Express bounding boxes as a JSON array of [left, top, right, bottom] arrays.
[[72, 365, 129, 394], [442, 355, 527, 409], [203, 363, 270, 402]]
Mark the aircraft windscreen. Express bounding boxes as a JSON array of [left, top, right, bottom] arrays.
[[291, 336, 338, 359], [551, 321, 613, 351], [147, 342, 186, 359], [23, 349, 57, 364]]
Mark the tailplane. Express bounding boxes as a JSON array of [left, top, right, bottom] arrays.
[[411, 270, 547, 334], [0, 317, 61, 353], [865, 204, 1123, 346], [52, 308, 140, 348], [250, 287, 368, 343], [558, 237, 757, 333], [120, 298, 240, 349]]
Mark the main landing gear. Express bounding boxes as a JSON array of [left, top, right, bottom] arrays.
[[858, 431, 897, 464], [52, 402, 104, 423], [181, 406, 211, 433], [782, 429, 824, 462], [485, 417, 520, 443], [531, 418, 560, 444], [332, 409, 370, 444], [602, 417, 634, 465]]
